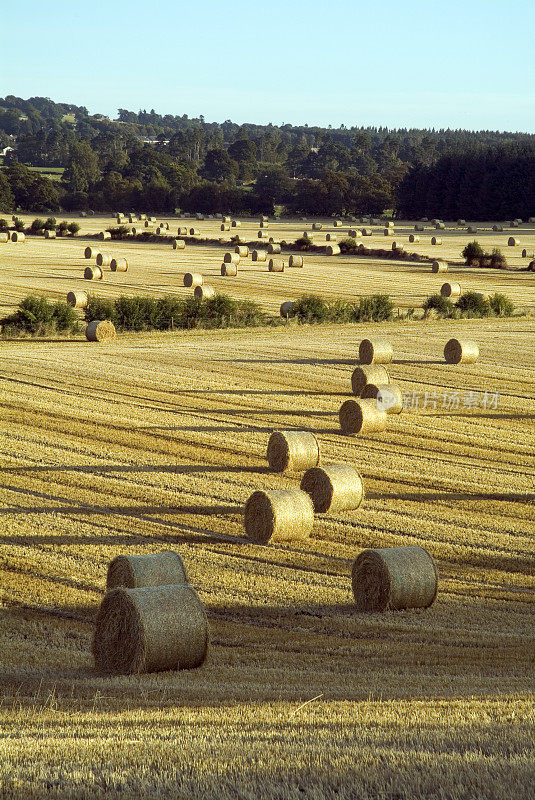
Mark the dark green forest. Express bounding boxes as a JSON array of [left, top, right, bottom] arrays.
[[0, 94, 534, 218]]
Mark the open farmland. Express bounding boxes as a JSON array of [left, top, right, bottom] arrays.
[[0, 216, 534, 798]]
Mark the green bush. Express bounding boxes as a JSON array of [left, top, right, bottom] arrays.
[[293, 236, 314, 251], [51, 301, 79, 332], [423, 294, 455, 317], [488, 292, 514, 317], [462, 240, 484, 262], [156, 296, 187, 329], [57, 221, 69, 235], [30, 218, 46, 233], [106, 225, 130, 238], [455, 291, 492, 317], [67, 222, 80, 235], [114, 296, 162, 331], [1, 295, 53, 335], [0, 219, 8, 232], [355, 294, 394, 322], [13, 218, 25, 232], [328, 299, 355, 323], [43, 217, 57, 231], [293, 294, 330, 323], [339, 237, 361, 255], [84, 295, 118, 325]]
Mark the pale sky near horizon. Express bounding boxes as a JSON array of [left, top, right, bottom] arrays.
[[2, 0, 534, 132]]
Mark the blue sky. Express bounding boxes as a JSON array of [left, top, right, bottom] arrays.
[[2, 0, 534, 131]]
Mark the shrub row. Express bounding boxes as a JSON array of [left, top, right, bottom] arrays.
[[291, 293, 394, 323], [423, 291, 514, 318], [0, 295, 79, 336], [462, 241, 507, 268], [0, 217, 80, 235]]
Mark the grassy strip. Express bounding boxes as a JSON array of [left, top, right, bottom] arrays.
[[422, 291, 514, 318]]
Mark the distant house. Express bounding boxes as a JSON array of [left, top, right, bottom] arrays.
[[141, 138, 170, 146]]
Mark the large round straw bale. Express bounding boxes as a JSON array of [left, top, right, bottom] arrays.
[[222, 216, 231, 223], [288, 254, 304, 268], [334, 220, 343, 227], [139, 214, 146, 220], [492, 224, 504, 231], [96, 252, 112, 267], [457, 219, 466, 226], [252, 249, 267, 262], [183, 272, 203, 288], [414, 224, 425, 231], [0, 232, 9, 243], [351, 365, 389, 396], [435, 222, 445, 230], [84, 265, 103, 280], [392, 241, 403, 250], [268, 242, 281, 254], [85, 320, 116, 341], [66, 290, 88, 309], [189, 228, 200, 236], [440, 281, 461, 298], [431, 260, 448, 273], [131, 227, 139, 235], [383, 228, 394, 236], [173, 238, 186, 249], [325, 233, 338, 242], [243, 488, 314, 544], [312, 222, 323, 230], [44, 229, 56, 239], [347, 229, 357, 237], [224, 251, 240, 264], [221, 224, 231, 232], [194, 284, 215, 300], [431, 236, 442, 245], [110, 257, 128, 272], [339, 399, 387, 435], [300, 465, 364, 514], [93, 584, 208, 674], [359, 338, 393, 365], [155, 227, 164, 235], [235, 245, 249, 257], [231, 220, 241, 227], [143, 221, 153, 228], [510, 220, 519, 227], [267, 430, 320, 473], [521, 249, 534, 258], [106, 551, 188, 590], [221, 263, 237, 276], [11, 232, 25, 242], [408, 234, 420, 243], [258, 231, 269, 239], [362, 382, 403, 414], [178, 226, 188, 235], [508, 237, 519, 246], [259, 220, 268, 228], [261, 216, 269, 222], [351, 545, 438, 612], [362, 228, 372, 235], [128, 216, 136, 223], [269, 258, 284, 272], [467, 226, 478, 234], [444, 338, 479, 364], [326, 244, 341, 255], [280, 300, 295, 318], [98, 231, 111, 240]]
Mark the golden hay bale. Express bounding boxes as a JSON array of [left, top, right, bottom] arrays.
[[529, 217, 535, 223], [326, 244, 341, 255], [44, 229, 56, 239], [383, 228, 394, 236], [268, 258, 284, 272], [183, 272, 203, 288], [384, 221, 394, 228], [110, 257, 128, 272], [267, 430, 320, 473], [444, 338, 479, 364], [220, 224, 231, 232], [408, 234, 420, 243], [288, 254, 304, 267], [522, 249, 535, 258], [235, 245, 249, 257], [224, 251, 240, 264], [243, 488, 314, 544], [231, 220, 241, 227], [362, 383, 403, 414], [223, 216, 231, 223], [347, 229, 358, 237], [457, 219, 466, 226], [351, 365, 389, 396], [492, 224, 504, 232], [510, 220, 519, 227], [189, 228, 200, 236], [351, 545, 438, 612], [139, 214, 147, 220], [98, 231, 111, 240], [268, 242, 281, 254], [178, 226, 189, 235], [435, 222, 445, 230], [106, 551, 188, 590], [131, 227, 140, 236], [144, 221, 154, 228], [261, 216, 269, 222], [359, 338, 393, 365], [467, 226, 478, 233], [155, 227, 164, 235], [128, 216, 136, 223], [392, 241, 403, 250], [339, 399, 387, 435], [312, 222, 323, 230], [194, 284, 215, 300], [96, 252, 112, 267], [93, 584, 208, 674], [440, 281, 461, 298], [333, 220, 343, 227], [280, 301, 295, 318], [300, 465, 364, 514], [66, 290, 88, 309], [173, 239, 186, 249], [221, 263, 237, 276], [252, 249, 267, 262], [431, 236, 442, 245], [414, 224, 425, 231], [85, 320, 116, 341], [258, 230, 269, 238], [11, 231, 25, 242], [84, 265, 103, 280], [0, 232, 9, 243], [432, 260, 448, 273], [259, 220, 268, 228], [326, 233, 338, 242], [508, 237, 519, 246]]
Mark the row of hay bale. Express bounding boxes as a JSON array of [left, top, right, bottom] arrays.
[[0, 231, 25, 242], [83, 246, 128, 280], [218, 245, 305, 276]]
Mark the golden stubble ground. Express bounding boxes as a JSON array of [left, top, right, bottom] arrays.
[[0, 215, 533, 799]]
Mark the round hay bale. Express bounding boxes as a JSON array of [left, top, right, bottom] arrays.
[[508, 237, 519, 246], [435, 222, 445, 230], [267, 430, 320, 473], [391, 241, 403, 250], [189, 228, 200, 236], [312, 222, 323, 230], [173, 239, 186, 249], [326, 244, 341, 255], [268, 259, 284, 272], [288, 254, 304, 268], [224, 252, 240, 264], [131, 228, 140, 236], [194, 284, 215, 300], [96, 252, 112, 268], [444, 338, 479, 364], [93, 584, 208, 674], [221, 263, 237, 276], [178, 226, 189, 235], [431, 236, 442, 245], [84, 265, 103, 280], [235, 245, 249, 257], [326, 233, 338, 242], [155, 227, 164, 235], [98, 231, 111, 240], [0, 232, 9, 243], [222, 216, 231, 223], [333, 220, 343, 227], [183, 272, 203, 288], [431, 260, 448, 273], [457, 219, 466, 226], [351, 545, 438, 612], [259, 220, 268, 228], [44, 229, 56, 239], [144, 221, 153, 228], [231, 220, 241, 227], [414, 224, 425, 231], [243, 488, 314, 544], [383, 228, 394, 236], [11, 232, 25, 242], [466, 226, 477, 233], [139, 214, 146, 220], [280, 301, 295, 318], [529, 217, 535, 223], [110, 257, 128, 272], [106, 551, 188, 590], [384, 221, 394, 228], [408, 234, 420, 243], [510, 221, 519, 227], [440, 282, 461, 298], [359, 338, 393, 365], [351, 365, 389, 396], [85, 320, 116, 341], [300, 465, 364, 514], [258, 230, 268, 238], [492, 224, 504, 232], [261, 216, 269, 222], [252, 249, 267, 262], [339, 399, 387, 435], [521, 249, 535, 258], [66, 290, 88, 309], [362, 383, 403, 414], [268, 242, 281, 254], [347, 229, 357, 237]]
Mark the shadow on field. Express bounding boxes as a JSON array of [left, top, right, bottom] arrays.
[[226, 357, 358, 366], [365, 489, 535, 504], [0, 463, 271, 476]]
